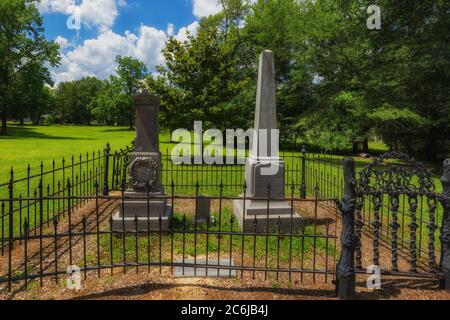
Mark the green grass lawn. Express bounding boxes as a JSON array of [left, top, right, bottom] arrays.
[[0, 124, 446, 270], [1, 125, 137, 181]]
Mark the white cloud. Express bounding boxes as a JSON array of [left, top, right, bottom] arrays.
[[38, 0, 73, 13], [166, 23, 175, 37], [44, 0, 207, 84], [192, 0, 222, 18], [174, 22, 200, 42], [38, 0, 125, 30], [55, 36, 69, 49], [51, 22, 200, 84]]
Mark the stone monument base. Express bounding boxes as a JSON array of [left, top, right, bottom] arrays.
[[233, 196, 304, 233], [112, 191, 172, 232]]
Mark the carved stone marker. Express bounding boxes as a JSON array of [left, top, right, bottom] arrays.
[[112, 94, 172, 232], [196, 196, 212, 224], [233, 50, 303, 233]]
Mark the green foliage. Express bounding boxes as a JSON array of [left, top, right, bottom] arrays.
[[0, 0, 60, 134], [88, 56, 149, 128], [147, 1, 253, 131], [53, 77, 104, 124], [289, 0, 449, 159], [89, 77, 133, 126]]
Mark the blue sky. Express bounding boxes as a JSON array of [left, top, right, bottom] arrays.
[[38, 0, 224, 83]]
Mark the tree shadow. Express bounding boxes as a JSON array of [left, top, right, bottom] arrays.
[[1, 126, 93, 140], [355, 278, 444, 300], [70, 282, 337, 300], [101, 128, 134, 133]]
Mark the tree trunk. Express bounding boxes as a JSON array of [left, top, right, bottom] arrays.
[[19, 117, 24, 126], [352, 142, 359, 154], [362, 139, 369, 154], [0, 105, 7, 135], [0, 67, 8, 135]]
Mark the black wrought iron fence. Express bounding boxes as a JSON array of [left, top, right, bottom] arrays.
[[0, 144, 126, 252], [111, 147, 342, 198], [0, 184, 338, 295], [1, 144, 450, 299]]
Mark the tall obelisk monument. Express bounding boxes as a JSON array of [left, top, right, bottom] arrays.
[[233, 50, 303, 232]]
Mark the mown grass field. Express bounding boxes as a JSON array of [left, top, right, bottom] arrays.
[[1, 125, 143, 180], [0, 124, 446, 271]]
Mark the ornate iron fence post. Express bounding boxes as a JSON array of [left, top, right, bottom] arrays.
[[336, 158, 357, 300], [440, 159, 450, 291], [103, 143, 111, 196], [300, 147, 307, 199]]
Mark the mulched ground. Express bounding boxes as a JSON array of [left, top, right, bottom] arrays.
[[1, 196, 449, 300]]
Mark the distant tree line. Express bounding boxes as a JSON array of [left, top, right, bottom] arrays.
[[50, 56, 148, 128], [1, 0, 448, 162]]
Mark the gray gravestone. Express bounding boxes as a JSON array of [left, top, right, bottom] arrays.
[[195, 196, 212, 224], [233, 50, 303, 233], [112, 94, 172, 232]]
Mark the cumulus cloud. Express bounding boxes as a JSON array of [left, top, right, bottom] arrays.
[[51, 22, 200, 84], [43, 0, 206, 83], [54, 36, 70, 49], [38, 0, 125, 30], [192, 0, 222, 18], [174, 21, 200, 42]]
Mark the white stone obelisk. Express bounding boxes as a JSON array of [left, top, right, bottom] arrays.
[[233, 50, 303, 233]]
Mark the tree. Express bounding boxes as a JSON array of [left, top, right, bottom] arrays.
[[287, 0, 447, 159], [0, 0, 60, 135], [147, 1, 253, 132], [89, 77, 132, 126], [9, 61, 54, 124], [242, 0, 315, 144], [53, 77, 104, 124], [115, 56, 149, 129]]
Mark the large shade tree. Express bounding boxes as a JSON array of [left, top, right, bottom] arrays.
[[0, 0, 60, 135]]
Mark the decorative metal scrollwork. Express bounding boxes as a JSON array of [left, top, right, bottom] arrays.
[[358, 152, 435, 196], [356, 152, 437, 273]]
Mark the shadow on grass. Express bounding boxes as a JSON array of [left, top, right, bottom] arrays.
[[1, 126, 93, 141], [100, 128, 134, 133]]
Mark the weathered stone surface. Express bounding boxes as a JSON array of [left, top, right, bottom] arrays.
[[195, 196, 211, 223], [113, 93, 171, 231], [252, 50, 278, 158], [233, 50, 303, 232], [134, 94, 160, 153], [174, 259, 236, 278], [245, 158, 285, 198], [233, 196, 304, 233], [128, 152, 163, 193], [111, 205, 172, 232]]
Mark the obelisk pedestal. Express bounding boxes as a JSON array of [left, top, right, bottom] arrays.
[[112, 94, 172, 232], [233, 50, 304, 233]]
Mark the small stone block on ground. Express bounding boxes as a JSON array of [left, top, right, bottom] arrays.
[[174, 259, 236, 278]]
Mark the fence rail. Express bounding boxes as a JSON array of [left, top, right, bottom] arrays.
[[0, 190, 338, 293]]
